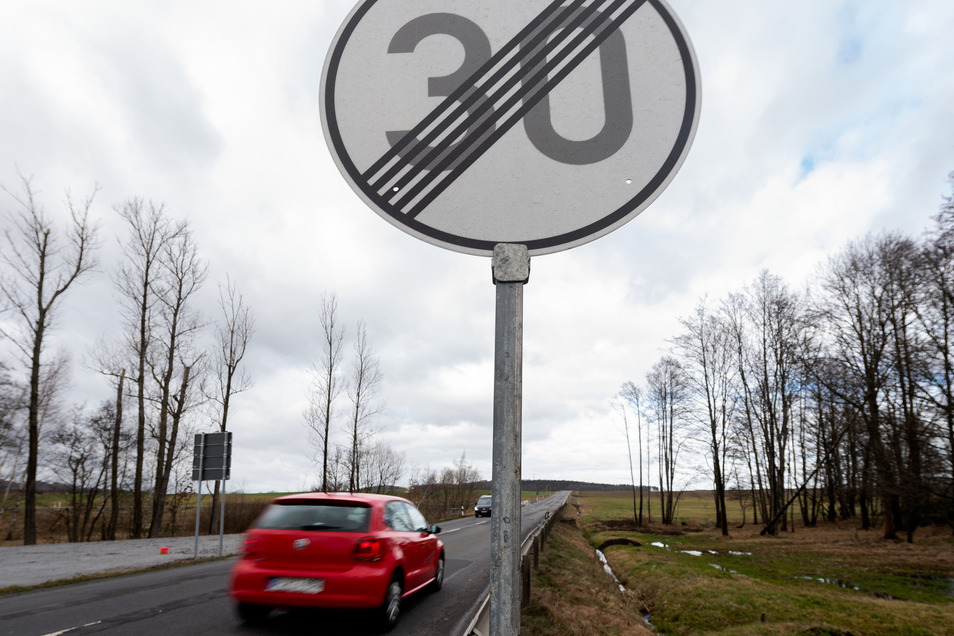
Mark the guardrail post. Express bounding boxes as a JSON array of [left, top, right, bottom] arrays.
[[533, 535, 539, 570], [521, 557, 531, 608]]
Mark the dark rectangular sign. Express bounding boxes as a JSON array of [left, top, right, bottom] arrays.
[[193, 431, 232, 481]]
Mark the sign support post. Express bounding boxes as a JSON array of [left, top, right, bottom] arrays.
[[219, 478, 226, 556], [193, 434, 205, 560], [490, 244, 530, 636]]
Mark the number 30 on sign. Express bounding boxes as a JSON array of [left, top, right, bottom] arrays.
[[321, 0, 701, 257]]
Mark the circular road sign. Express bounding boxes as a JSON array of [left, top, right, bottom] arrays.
[[321, 0, 700, 256]]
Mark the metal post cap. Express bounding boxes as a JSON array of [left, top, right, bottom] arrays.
[[492, 244, 530, 284]]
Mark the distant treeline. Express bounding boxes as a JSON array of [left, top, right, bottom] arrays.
[[473, 479, 654, 493]]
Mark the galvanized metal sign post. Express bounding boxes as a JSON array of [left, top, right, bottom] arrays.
[[490, 244, 530, 633], [321, 2, 699, 633]]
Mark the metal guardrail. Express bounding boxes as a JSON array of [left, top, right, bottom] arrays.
[[464, 495, 569, 636]]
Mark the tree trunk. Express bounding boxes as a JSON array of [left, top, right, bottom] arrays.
[[107, 370, 125, 540], [149, 364, 192, 538], [24, 323, 43, 545]]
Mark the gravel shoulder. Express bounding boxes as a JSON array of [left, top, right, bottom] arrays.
[[0, 534, 243, 590]]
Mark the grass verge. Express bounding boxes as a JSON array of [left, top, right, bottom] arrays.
[[521, 497, 654, 635]]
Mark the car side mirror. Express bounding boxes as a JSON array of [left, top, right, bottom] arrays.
[[429, 524, 442, 534]]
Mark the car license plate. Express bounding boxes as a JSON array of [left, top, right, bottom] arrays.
[[266, 577, 325, 594]]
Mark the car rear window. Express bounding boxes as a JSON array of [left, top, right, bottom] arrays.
[[253, 501, 371, 532]]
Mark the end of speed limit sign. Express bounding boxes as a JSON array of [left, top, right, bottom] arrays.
[[320, 0, 701, 257]]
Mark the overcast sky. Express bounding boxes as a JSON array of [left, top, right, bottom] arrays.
[[1, 1, 953, 494]]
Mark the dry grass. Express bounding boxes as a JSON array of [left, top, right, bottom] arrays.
[[522, 498, 654, 636]]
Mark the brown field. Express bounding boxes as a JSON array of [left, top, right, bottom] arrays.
[[0, 492, 277, 545]]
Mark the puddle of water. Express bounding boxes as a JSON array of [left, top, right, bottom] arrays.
[[710, 563, 742, 575], [797, 576, 861, 592], [595, 549, 626, 593], [649, 543, 752, 559], [795, 576, 896, 600]]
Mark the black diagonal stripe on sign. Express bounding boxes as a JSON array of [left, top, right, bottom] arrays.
[[369, 0, 593, 195], [362, 0, 571, 186], [381, 0, 612, 205], [401, 0, 647, 219], [368, 0, 596, 198]]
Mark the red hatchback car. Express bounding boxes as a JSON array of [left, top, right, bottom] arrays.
[[229, 492, 445, 630]]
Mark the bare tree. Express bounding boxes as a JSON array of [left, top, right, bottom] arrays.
[[0, 362, 21, 474], [816, 233, 909, 540], [646, 356, 689, 525], [406, 455, 480, 520], [0, 174, 99, 544], [450, 453, 481, 513], [364, 441, 406, 494], [206, 276, 254, 533], [311, 445, 348, 493], [672, 298, 737, 536], [49, 403, 118, 542], [917, 176, 954, 525], [208, 277, 254, 432], [615, 383, 643, 524], [729, 271, 809, 534], [114, 199, 185, 538], [0, 364, 15, 443], [346, 321, 382, 493], [723, 290, 767, 524], [879, 235, 931, 542], [105, 369, 125, 540], [305, 293, 345, 491], [0, 363, 25, 536], [0, 354, 67, 540], [147, 228, 207, 538], [86, 346, 132, 541]]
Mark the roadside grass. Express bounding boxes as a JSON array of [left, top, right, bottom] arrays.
[[525, 491, 954, 635], [522, 503, 653, 635]]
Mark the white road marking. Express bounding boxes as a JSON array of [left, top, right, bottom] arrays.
[[42, 621, 102, 636], [441, 519, 489, 535]]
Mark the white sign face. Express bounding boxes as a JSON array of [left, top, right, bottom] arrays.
[[321, 0, 700, 256]]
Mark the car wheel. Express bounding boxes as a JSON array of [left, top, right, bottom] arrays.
[[379, 574, 403, 631], [236, 602, 270, 624], [431, 555, 445, 592]]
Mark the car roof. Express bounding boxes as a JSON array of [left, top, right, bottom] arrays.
[[272, 492, 409, 505]]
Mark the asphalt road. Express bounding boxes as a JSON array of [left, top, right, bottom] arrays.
[[0, 493, 568, 636]]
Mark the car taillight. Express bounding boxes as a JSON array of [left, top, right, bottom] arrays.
[[242, 535, 261, 557], [354, 537, 385, 561]]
